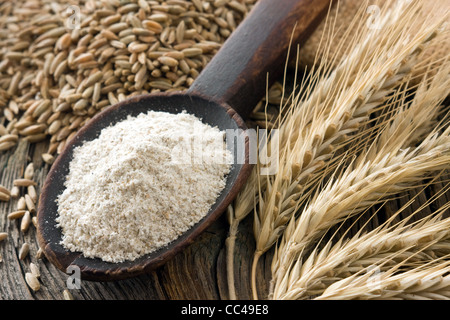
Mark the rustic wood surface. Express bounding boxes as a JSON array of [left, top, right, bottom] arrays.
[[1, 71, 449, 299], [0, 136, 273, 300], [1, 0, 448, 301], [1, 122, 449, 300]]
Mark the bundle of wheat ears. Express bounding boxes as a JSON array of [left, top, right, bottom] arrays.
[[0, 0, 449, 300], [227, 0, 450, 300]]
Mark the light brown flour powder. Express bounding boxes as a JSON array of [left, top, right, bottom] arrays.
[[56, 111, 232, 263]]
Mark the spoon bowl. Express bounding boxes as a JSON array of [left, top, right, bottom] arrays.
[[37, 92, 251, 281], [36, 0, 332, 281]]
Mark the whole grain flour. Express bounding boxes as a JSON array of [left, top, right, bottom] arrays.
[[56, 111, 232, 263]]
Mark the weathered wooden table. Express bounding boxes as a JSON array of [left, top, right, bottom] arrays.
[[1, 102, 449, 300], [2, 137, 449, 300], [0, 137, 275, 300]]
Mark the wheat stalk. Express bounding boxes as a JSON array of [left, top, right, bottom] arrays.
[[250, 0, 448, 299], [224, 0, 448, 299], [224, 6, 348, 294], [225, 167, 259, 299], [270, 56, 450, 299], [223, 23, 298, 298], [315, 255, 450, 300], [272, 183, 450, 299], [225, 3, 393, 297], [272, 122, 450, 298]]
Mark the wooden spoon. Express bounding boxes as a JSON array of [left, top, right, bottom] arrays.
[[37, 0, 332, 281]]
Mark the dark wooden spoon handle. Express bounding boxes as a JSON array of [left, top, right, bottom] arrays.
[[187, 0, 332, 119]]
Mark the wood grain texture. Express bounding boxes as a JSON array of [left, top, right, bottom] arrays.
[[36, 92, 253, 282], [35, 0, 333, 282], [1, 0, 448, 301], [0, 136, 263, 300], [1, 128, 448, 300]]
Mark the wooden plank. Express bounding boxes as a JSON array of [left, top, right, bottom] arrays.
[[1, 136, 449, 300]]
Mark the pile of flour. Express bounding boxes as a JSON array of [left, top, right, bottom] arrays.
[[56, 110, 232, 263]]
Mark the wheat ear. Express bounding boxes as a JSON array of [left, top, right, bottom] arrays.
[[315, 255, 450, 300], [229, 2, 367, 277], [227, 2, 402, 296], [223, 19, 300, 298], [270, 58, 450, 298], [272, 182, 450, 299], [251, 0, 447, 299], [272, 118, 450, 298]]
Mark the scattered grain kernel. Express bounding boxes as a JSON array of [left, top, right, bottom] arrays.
[[36, 247, 45, 260], [24, 163, 34, 180], [0, 192, 10, 202], [63, 289, 74, 300], [19, 242, 30, 260], [0, 232, 7, 242], [25, 272, 40, 292], [20, 211, 31, 233], [30, 263, 40, 279], [13, 179, 36, 187], [10, 186, 20, 199], [8, 210, 27, 220], [25, 194, 36, 213], [17, 196, 27, 210], [42, 153, 55, 165]]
